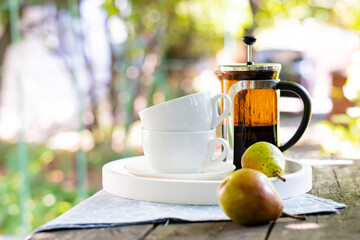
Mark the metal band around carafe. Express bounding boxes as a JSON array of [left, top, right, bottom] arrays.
[[227, 79, 280, 100], [226, 79, 280, 160]]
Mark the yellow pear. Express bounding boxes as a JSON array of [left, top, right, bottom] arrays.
[[241, 142, 286, 182], [217, 168, 284, 225], [218, 168, 306, 225]]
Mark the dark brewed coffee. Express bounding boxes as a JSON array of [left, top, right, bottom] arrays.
[[233, 125, 278, 169]]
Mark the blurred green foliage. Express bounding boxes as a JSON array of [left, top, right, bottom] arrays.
[[0, 138, 125, 235], [315, 65, 360, 158], [253, 0, 360, 31]]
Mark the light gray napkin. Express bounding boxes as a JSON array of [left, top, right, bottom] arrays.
[[33, 190, 346, 234]]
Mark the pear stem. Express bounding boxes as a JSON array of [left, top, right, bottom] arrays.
[[274, 171, 286, 182], [282, 211, 307, 220]]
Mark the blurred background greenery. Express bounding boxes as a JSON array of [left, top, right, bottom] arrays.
[[0, 0, 360, 237]]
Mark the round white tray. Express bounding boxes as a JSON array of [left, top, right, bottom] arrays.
[[102, 156, 312, 205]]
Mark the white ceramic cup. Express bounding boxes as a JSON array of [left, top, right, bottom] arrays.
[[142, 128, 230, 174], [139, 91, 231, 131]]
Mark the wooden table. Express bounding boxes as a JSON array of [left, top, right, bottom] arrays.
[[29, 160, 360, 240]]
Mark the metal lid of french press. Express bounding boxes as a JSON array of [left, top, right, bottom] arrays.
[[219, 36, 281, 71]]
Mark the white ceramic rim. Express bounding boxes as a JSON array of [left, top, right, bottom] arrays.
[[123, 160, 235, 180], [141, 127, 216, 135], [139, 91, 210, 115], [105, 156, 310, 184]]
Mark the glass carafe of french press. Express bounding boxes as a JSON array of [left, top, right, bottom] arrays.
[[216, 36, 312, 170]]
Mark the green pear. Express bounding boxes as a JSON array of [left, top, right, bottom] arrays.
[[241, 142, 286, 182], [217, 168, 283, 225]]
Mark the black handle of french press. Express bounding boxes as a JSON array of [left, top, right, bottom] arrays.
[[275, 81, 312, 152]]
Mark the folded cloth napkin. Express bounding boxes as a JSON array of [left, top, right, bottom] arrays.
[[32, 190, 346, 234]]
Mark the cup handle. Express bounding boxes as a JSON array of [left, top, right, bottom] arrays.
[[211, 93, 231, 129], [275, 81, 312, 152], [204, 138, 230, 168]]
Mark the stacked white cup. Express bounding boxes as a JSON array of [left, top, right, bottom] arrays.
[[139, 91, 232, 174]]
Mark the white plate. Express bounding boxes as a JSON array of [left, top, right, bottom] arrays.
[[124, 157, 235, 180], [102, 156, 312, 205]]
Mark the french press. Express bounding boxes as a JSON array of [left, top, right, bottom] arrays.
[[215, 36, 312, 170]]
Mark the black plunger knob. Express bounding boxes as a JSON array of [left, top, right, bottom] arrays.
[[242, 36, 257, 45], [242, 36, 257, 65]]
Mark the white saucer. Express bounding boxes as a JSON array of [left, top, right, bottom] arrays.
[[103, 156, 312, 205], [124, 157, 235, 180]]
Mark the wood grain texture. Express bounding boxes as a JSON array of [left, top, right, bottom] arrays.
[[27, 224, 154, 240], [145, 222, 270, 240], [268, 161, 360, 240]]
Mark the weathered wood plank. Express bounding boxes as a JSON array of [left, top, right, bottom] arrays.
[[324, 163, 360, 237], [268, 162, 360, 240], [214, 222, 271, 240], [27, 224, 154, 240], [268, 164, 340, 240], [145, 221, 270, 240], [311, 163, 360, 240]]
